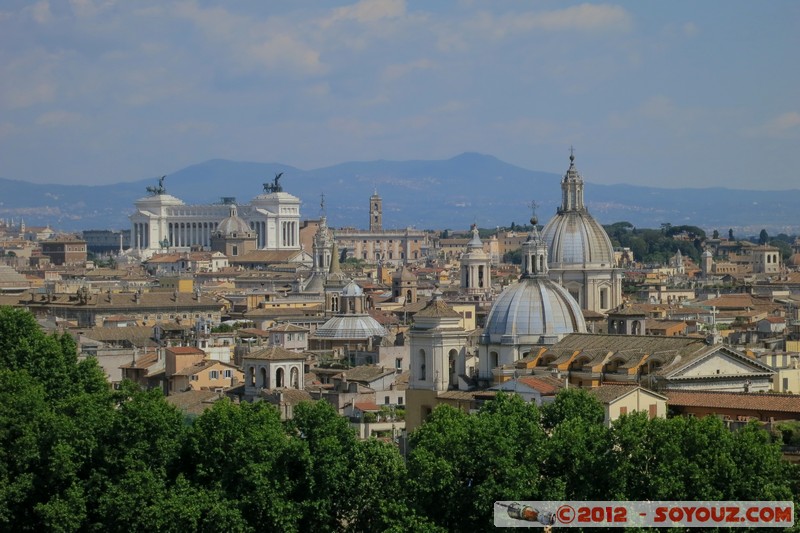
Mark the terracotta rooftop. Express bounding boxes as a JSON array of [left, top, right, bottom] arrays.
[[515, 375, 565, 395], [354, 401, 381, 412], [665, 390, 800, 414], [335, 365, 395, 383], [590, 384, 666, 404], [165, 390, 221, 415], [245, 345, 306, 361], [415, 297, 461, 319], [166, 346, 206, 355]]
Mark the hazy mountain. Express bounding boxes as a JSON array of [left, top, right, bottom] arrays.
[[1, 152, 798, 235]]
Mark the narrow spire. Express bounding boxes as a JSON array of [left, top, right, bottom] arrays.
[[329, 240, 342, 275]]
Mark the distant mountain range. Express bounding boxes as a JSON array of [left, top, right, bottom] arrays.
[[1, 152, 798, 235]]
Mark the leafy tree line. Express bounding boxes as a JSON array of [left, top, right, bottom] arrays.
[[604, 221, 707, 265], [1, 307, 797, 532]]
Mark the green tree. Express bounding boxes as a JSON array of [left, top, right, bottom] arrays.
[[184, 399, 304, 531], [712, 229, 720, 239], [407, 394, 549, 532], [760, 228, 769, 245], [540, 388, 604, 429]]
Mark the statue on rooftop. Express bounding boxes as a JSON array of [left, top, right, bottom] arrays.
[[146, 175, 167, 195], [263, 172, 284, 193]]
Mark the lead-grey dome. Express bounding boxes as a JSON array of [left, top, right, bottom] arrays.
[[482, 222, 586, 345], [313, 314, 387, 339], [483, 277, 586, 344], [541, 152, 614, 267], [215, 205, 253, 237], [542, 211, 615, 266]]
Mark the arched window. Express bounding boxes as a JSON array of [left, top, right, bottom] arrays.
[[249, 366, 255, 386], [276, 368, 284, 388], [290, 367, 299, 389], [490, 351, 499, 369], [448, 349, 458, 386], [419, 349, 426, 381], [406, 289, 412, 302], [260, 367, 268, 388]]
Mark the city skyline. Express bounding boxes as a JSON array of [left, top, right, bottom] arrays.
[[1, 1, 798, 190]]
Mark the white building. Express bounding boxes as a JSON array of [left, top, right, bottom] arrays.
[[129, 176, 300, 260]]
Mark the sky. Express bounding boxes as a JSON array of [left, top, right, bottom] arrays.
[[1, 0, 798, 189]]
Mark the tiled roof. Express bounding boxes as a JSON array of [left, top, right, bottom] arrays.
[[229, 250, 304, 264], [415, 297, 461, 319], [119, 351, 158, 369], [245, 345, 306, 361], [335, 365, 395, 383], [354, 401, 381, 412], [590, 384, 666, 404], [173, 360, 218, 376], [267, 323, 309, 333], [665, 390, 800, 414], [165, 390, 221, 415], [515, 375, 565, 395], [166, 346, 206, 355]]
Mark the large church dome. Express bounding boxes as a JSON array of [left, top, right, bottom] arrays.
[[484, 277, 586, 344], [542, 211, 614, 266], [541, 152, 614, 267], [482, 219, 586, 346]]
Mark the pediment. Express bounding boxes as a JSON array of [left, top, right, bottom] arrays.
[[667, 347, 774, 379]]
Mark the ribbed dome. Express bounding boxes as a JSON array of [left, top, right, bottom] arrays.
[[483, 277, 586, 344], [541, 151, 614, 267], [216, 205, 253, 237], [313, 314, 387, 339], [542, 211, 615, 266]]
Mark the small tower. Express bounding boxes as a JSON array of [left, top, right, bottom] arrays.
[[559, 146, 585, 213], [406, 288, 470, 430], [369, 190, 382, 232], [701, 250, 713, 278], [460, 224, 492, 297], [312, 208, 333, 274], [521, 212, 548, 278], [392, 266, 418, 304]]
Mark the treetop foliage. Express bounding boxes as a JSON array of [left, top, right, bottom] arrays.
[[0, 307, 796, 532]]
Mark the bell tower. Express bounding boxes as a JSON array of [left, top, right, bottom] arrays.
[[369, 190, 382, 232]]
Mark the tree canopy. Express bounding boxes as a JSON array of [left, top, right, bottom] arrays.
[[0, 307, 796, 531]]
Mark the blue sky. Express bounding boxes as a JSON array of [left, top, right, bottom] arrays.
[[1, 0, 798, 189]]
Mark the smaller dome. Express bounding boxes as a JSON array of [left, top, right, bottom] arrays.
[[341, 280, 363, 296], [313, 315, 387, 339], [216, 205, 253, 237]]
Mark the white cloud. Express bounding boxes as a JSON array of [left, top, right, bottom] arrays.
[[248, 34, 325, 75], [69, 0, 116, 18], [35, 110, 81, 126], [746, 112, 800, 138], [382, 58, 434, 81], [321, 0, 405, 28], [31, 1, 53, 24], [683, 22, 698, 37], [2, 81, 56, 109], [467, 3, 633, 39]]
